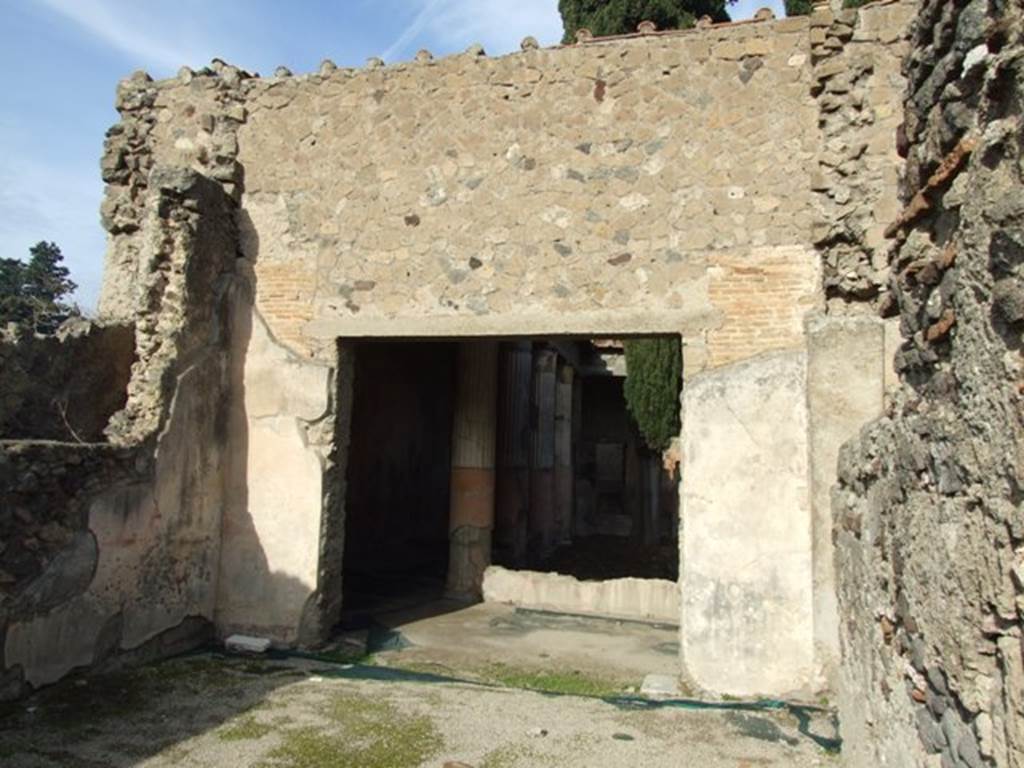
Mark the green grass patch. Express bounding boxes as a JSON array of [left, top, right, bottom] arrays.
[[485, 663, 626, 698], [257, 691, 441, 768], [218, 716, 275, 742], [480, 744, 537, 768], [24, 670, 170, 731], [306, 645, 375, 666]]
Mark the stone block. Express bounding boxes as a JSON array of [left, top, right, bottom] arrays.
[[482, 566, 678, 624], [681, 350, 815, 696]]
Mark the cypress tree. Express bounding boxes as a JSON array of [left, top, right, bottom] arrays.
[[622, 337, 682, 452], [0, 241, 78, 334], [783, 0, 813, 15]]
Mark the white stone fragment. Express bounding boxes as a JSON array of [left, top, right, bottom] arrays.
[[619, 192, 649, 211], [640, 673, 681, 698], [962, 44, 988, 76], [225, 634, 272, 654]]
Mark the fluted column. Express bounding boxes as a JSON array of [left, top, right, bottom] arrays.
[[495, 341, 532, 566], [554, 360, 575, 545], [529, 347, 557, 561], [445, 341, 498, 600]]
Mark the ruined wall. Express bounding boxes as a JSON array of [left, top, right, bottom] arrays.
[[835, 1, 1024, 765], [1, 168, 240, 700], [94, 16, 830, 368], [241, 22, 822, 369], [15, 1, 916, 701], [0, 321, 134, 442], [810, 1, 914, 311], [213, 291, 333, 645]]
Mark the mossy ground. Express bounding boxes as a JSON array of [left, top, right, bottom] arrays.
[[0, 649, 831, 767], [375, 652, 634, 699], [255, 691, 441, 768], [482, 663, 627, 698], [0, 654, 311, 765], [218, 716, 275, 742], [479, 743, 539, 768]]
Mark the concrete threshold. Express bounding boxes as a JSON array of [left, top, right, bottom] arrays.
[[482, 565, 679, 625]]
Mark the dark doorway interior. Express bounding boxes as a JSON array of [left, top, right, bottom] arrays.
[[490, 338, 680, 582], [337, 336, 679, 631], [340, 341, 456, 626], [536, 372, 678, 581]]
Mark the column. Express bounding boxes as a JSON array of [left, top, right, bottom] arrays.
[[553, 360, 575, 545], [571, 373, 585, 537], [495, 341, 532, 566], [528, 347, 557, 562], [445, 341, 498, 600]]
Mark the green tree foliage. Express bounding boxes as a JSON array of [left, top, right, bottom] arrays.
[[622, 337, 682, 452], [0, 241, 78, 334], [559, 0, 733, 43], [784, 0, 872, 18]]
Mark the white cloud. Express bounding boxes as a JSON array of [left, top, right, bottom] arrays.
[[0, 157, 106, 311], [34, 0, 207, 72], [382, 0, 447, 61], [381, 0, 564, 61], [381, 0, 789, 63]]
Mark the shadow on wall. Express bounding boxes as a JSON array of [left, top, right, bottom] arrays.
[[214, 205, 337, 647], [1, 173, 319, 715], [0, 321, 135, 442]]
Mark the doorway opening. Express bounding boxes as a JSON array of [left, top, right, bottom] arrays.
[[335, 335, 681, 631], [340, 341, 456, 626]]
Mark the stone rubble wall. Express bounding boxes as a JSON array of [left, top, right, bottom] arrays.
[[92, 14, 879, 371], [1, 169, 240, 701], [809, 0, 915, 310], [0, 320, 135, 442], [91, 6, 912, 380], [834, 0, 1024, 765], [235, 16, 824, 370]]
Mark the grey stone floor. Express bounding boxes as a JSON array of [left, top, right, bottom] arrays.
[[0, 604, 840, 767]]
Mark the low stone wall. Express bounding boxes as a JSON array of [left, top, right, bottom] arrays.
[[1, 169, 240, 702], [482, 565, 678, 625], [0, 321, 135, 442]]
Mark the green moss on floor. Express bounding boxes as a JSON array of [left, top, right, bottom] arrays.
[[306, 646, 376, 666], [0, 653, 305, 743], [218, 716, 275, 742], [256, 691, 442, 768], [375, 654, 632, 699], [479, 743, 538, 768], [26, 670, 170, 731], [484, 663, 627, 698], [376, 659, 456, 677]]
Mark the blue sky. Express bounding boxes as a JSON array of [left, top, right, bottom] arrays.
[[0, 0, 785, 310]]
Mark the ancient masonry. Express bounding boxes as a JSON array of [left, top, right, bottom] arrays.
[[0, 1, 1020, 764], [834, 1, 1024, 766]]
